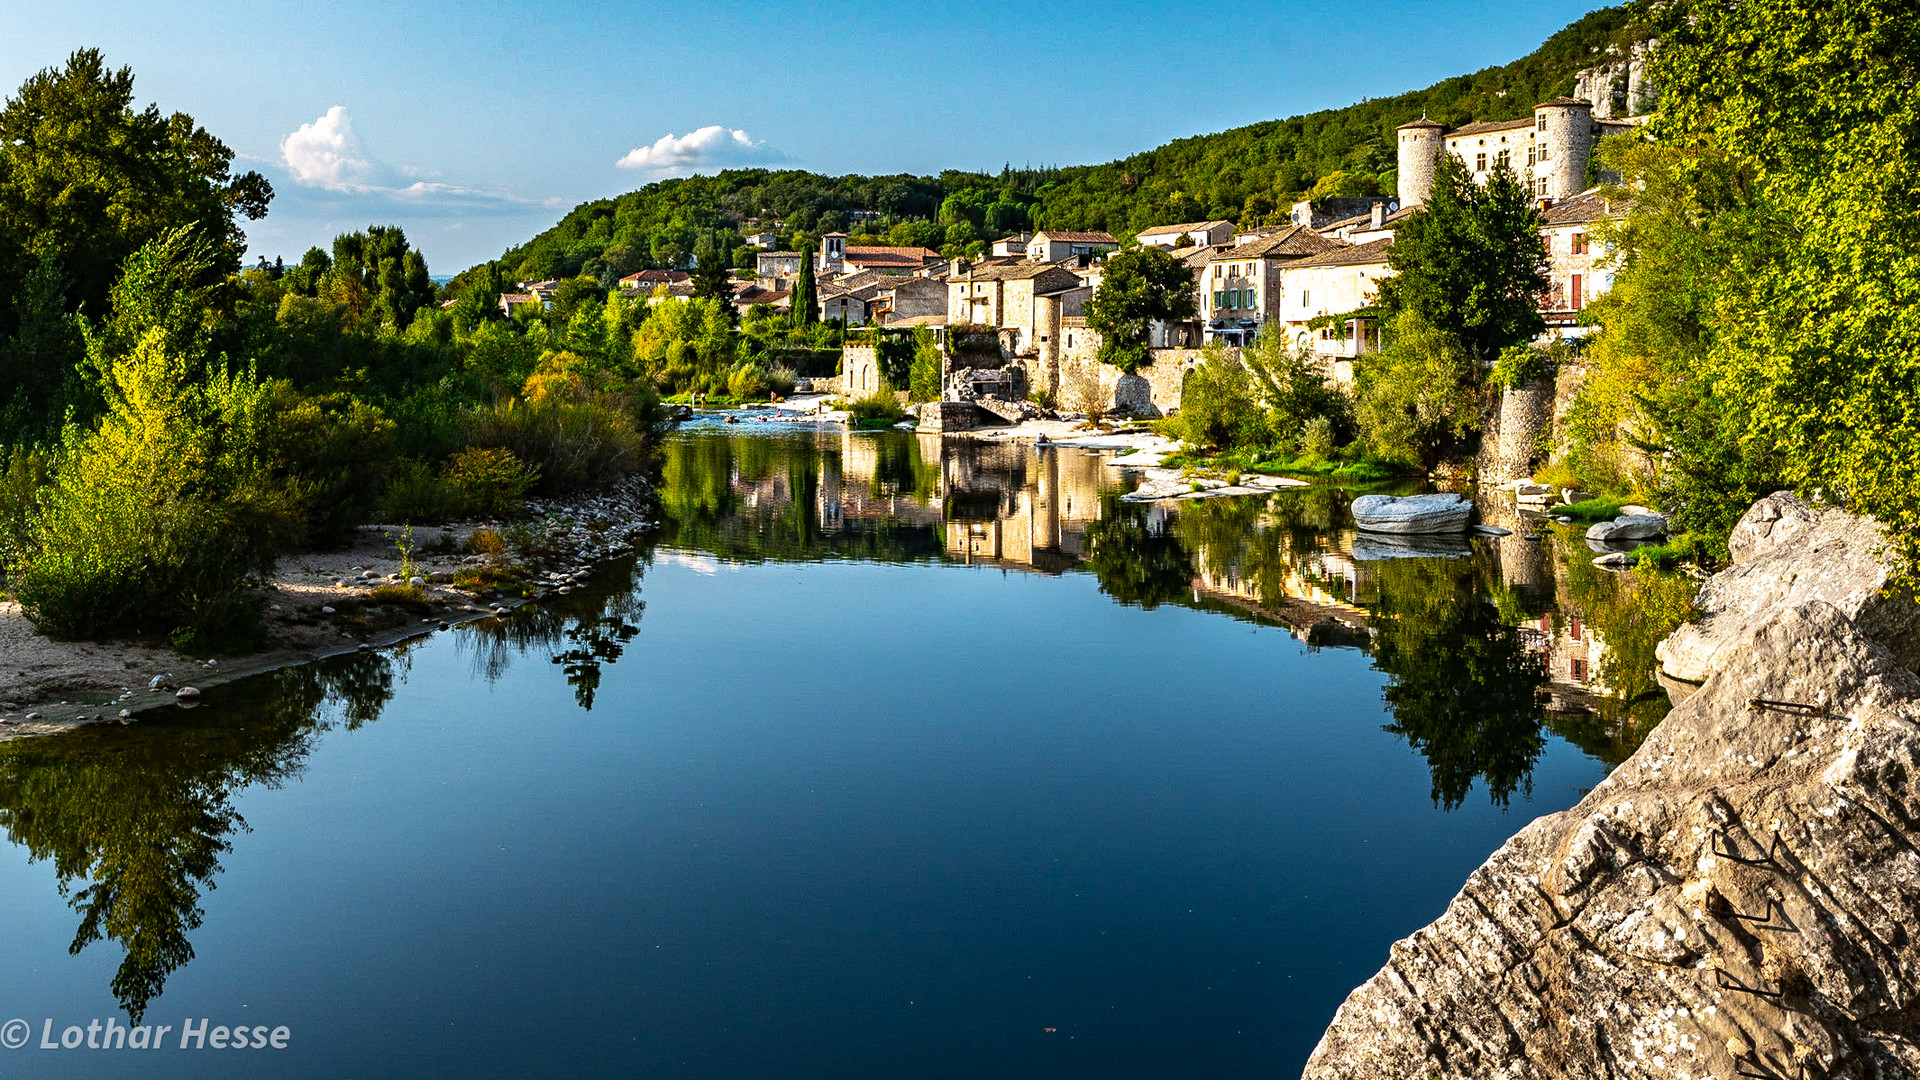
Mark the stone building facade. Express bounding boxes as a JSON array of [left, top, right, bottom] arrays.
[[1396, 97, 1641, 208]]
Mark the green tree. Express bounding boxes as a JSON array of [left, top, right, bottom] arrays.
[[1381, 155, 1548, 359], [0, 49, 272, 320], [1085, 246, 1197, 373], [1353, 311, 1482, 472], [1169, 346, 1267, 451], [790, 254, 818, 326]]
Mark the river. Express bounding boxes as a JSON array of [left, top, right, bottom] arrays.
[[0, 421, 1674, 1078]]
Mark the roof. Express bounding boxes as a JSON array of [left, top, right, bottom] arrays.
[[842, 245, 940, 267], [1396, 116, 1445, 130], [1284, 238, 1394, 270], [1536, 96, 1592, 109], [885, 314, 949, 328], [951, 261, 1083, 283], [1031, 230, 1118, 244], [756, 250, 802, 259], [1206, 225, 1344, 263], [1542, 188, 1626, 226], [499, 292, 538, 305], [1136, 220, 1232, 237], [1449, 117, 1535, 138]]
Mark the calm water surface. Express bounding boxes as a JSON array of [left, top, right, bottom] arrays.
[[0, 422, 1668, 1078]]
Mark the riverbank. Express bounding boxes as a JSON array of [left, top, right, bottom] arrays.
[[0, 478, 658, 740]]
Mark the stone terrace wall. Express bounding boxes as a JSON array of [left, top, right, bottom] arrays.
[[1055, 346, 1202, 417]]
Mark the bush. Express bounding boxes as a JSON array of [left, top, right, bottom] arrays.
[[1067, 366, 1109, 426], [443, 447, 539, 518], [727, 363, 770, 402], [1170, 348, 1266, 450], [254, 384, 396, 547], [382, 460, 459, 523], [764, 364, 798, 398], [1299, 415, 1336, 459], [467, 396, 644, 494], [468, 527, 508, 562], [0, 445, 50, 578], [841, 391, 905, 424]]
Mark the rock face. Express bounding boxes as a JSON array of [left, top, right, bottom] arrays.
[[1350, 493, 1473, 535], [1303, 599, 1920, 1080], [1657, 493, 1920, 686], [1586, 513, 1669, 542]]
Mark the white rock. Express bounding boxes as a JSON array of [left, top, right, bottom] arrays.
[[1349, 493, 1473, 535], [174, 687, 200, 699], [148, 675, 173, 691], [1586, 513, 1669, 541], [320, 606, 336, 615]]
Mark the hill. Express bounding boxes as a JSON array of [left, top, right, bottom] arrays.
[[465, 5, 1647, 290]]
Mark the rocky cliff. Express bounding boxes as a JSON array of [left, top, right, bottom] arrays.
[[1301, 498, 1920, 1080]]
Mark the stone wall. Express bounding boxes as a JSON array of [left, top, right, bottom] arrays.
[[1476, 375, 1555, 484], [841, 344, 882, 396], [1054, 346, 1201, 417]]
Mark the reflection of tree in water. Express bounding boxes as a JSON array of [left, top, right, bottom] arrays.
[[0, 651, 400, 1022], [1368, 557, 1548, 810], [459, 557, 650, 711], [1085, 492, 1194, 609]]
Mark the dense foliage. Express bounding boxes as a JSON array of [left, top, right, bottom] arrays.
[[463, 7, 1645, 288], [1086, 247, 1199, 372], [1568, 0, 1920, 569]]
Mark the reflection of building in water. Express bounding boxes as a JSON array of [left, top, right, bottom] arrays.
[[1517, 611, 1609, 694], [942, 444, 1108, 573]]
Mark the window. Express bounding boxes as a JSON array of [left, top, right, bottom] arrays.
[[1571, 232, 1588, 255], [1475, 152, 1487, 172], [1301, 289, 1311, 308], [1538, 115, 1548, 131], [1538, 144, 1550, 161], [1527, 146, 1536, 167], [1213, 290, 1225, 308], [1496, 149, 1510, 169], [1569, 616, 1583, 642], [1570, 657, 1588, 682]]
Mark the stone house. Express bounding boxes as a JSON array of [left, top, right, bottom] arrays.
[[1198, 225, 1347, 345], [1026, 230, 1118, 264], [873, 275, 948, 326], [755, 251, 804, 283], [816, 233, 939, 277], [1272, 238, 1395, 381], [1538, 188, 1620, 336], [948, 261, 1085, 355], [1135, 220, 1235, 249], [991, 233, 1031, 258]]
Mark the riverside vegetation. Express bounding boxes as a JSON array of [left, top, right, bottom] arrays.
[[0, 52, 669, 651]]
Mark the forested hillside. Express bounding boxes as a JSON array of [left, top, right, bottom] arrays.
[[471, 5, 1646, 289]]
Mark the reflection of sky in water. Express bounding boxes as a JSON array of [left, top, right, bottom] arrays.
[[0, 428, 1666, 1079]]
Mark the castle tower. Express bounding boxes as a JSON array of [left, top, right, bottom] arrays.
[[1532, 97, 1594, 201], [1395, 117, 1446, 209]]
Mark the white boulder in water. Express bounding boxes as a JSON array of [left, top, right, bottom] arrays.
[[1349, 493, 1473, 535]]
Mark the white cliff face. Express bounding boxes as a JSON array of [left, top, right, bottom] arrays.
[[1657, 492, 1920, 687], [1301, 494, 1920, 1080], [1573, 39, 1657, 119]]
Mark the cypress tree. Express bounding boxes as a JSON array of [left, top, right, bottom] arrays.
[[791, 253, 817, 326]]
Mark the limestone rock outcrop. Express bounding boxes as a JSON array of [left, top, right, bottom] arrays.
[[1350, 493, 1473, 534], [1657, 493, 1920, 686], [1303, 598, 1920, 1080], [1587, 512, 1669, 542]]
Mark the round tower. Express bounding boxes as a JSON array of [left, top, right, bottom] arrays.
[[1533, 97, 1594, 201], [1395, 117, 1446, 209]]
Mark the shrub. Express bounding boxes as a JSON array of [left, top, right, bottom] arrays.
[[0, 445, 51, 578], [467, 396, 644, 494], [842, 391, 906, 424], [467, 527, 508, 562], [453, 564, 520, 591], [443, 447, 539, 518], [1490, 344, 1552, 390], [726, 363, 770, 402], [1299, 415, 1336, 459], [1067, 366, 1109, 426], [254, 383, 396, 547], [382, 460, 459, 523], [764, 364, 798, 398], [1170, 348, 1266, 450]]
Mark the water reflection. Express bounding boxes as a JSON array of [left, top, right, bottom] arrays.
[[0, 427, 1683, 1026], [0, 651, 400, 1021]]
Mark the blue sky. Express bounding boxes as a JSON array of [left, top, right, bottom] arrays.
[[3, 0, 1607, 272]]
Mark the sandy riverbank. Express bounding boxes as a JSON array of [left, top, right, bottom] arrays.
[[0, 481, 656, 741]]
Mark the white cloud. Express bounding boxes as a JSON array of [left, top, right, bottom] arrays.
[[280, 105, 382, 191], [277, 106, 558, 212], [615, 126, 785, 177]]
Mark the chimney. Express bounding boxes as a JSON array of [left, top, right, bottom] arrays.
[[1370, 202, 1386, 230], [950, 258, 969, 277]]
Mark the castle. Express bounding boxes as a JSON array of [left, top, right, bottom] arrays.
[[1395, 96, 1644, 208]]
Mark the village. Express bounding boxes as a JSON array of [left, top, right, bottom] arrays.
[[499, 77, 1648, 429]]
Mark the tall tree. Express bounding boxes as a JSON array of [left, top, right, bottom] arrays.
[[0, 49, 272, 323], [790, 254, 818, 326], [1086, 246, 1197, 372], [1381, 155, 1548, 359]]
